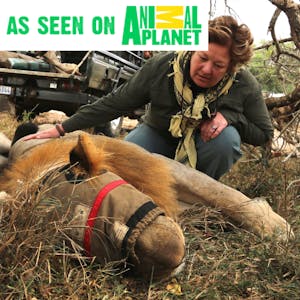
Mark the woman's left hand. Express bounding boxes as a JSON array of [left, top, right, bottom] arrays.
[[199, 112, 228, 142]]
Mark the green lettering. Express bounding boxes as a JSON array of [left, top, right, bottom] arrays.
[[141, 30, 151, 44], [92, 17, 103, 34], [140, 7, 147, 29], [140, 6, 155, 29], [192, 29, 201, 44], [18, 16, 29, 34], [171, 29, 182, 45], [7, 17, 18, 34], [192, 6, 201, 28], [183, 30, 192, 45], [149, 6, 155, 28], [7, 16, 18, 34], [104, 17, 114, 34], [184, 7, 192, 29], [72, 16, 84, 34], [122, 6, 141, 45], [61, 16, 71, 34], [152, 30, 160, 45], [38, 16, 48, 34], [7, 16, 29, 34], [50, 16, 60, 34], [184, 7, 201, 29], [38, 16, 84, 35], [161, 30, 171, 45]]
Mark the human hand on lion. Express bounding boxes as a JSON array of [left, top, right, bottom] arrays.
[[23, 125, 61, 140]]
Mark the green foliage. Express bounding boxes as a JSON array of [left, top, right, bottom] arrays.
[[20, 107, 37, 122], [249, 49, 282, 93], [249, 42, 299, 94]]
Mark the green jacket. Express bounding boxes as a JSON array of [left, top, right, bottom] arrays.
[[63, 52, 273, 146]]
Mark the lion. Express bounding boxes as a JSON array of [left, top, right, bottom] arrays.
[[1, 121, 294, 280], [0, 123, 185, 280]]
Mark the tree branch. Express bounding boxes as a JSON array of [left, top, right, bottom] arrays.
[[254, 38, 293, 50], [269, 0, 300, 50], [266, 83, 300, 109]]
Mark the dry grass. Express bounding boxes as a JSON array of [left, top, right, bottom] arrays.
[[0, 111, 299, 299], [0, 112, 19, 139]]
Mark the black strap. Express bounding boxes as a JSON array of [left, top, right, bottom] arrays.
[[121, 201, 164, 257]]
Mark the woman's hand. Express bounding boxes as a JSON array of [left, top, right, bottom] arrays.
[[199, 112, 228, 142], [23, 126, 61, 141]]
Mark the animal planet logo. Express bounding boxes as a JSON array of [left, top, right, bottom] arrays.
[[122, 6, 204, 47], [0, 0, 208, 50]]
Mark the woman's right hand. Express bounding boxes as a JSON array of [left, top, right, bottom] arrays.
[[23, 126, 61, 141]]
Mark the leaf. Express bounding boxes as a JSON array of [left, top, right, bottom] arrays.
[[166, 279, 183, 296]]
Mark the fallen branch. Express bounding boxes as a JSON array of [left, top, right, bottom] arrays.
[[266, 84, 300, 109]]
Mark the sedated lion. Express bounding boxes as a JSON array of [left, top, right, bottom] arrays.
[[0, 123, 186, 280]]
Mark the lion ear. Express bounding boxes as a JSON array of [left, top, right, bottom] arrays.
[[69, 133, 107, 177]]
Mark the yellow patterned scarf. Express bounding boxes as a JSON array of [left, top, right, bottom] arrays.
[[169, 51, 235, 168]]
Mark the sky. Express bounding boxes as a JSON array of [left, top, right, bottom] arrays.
[[212, 0, 291, 45]]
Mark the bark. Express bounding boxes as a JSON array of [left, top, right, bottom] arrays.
[[254, 38, 293, 50], [269, 0, 300, 50], [265, 83, 300, 109]]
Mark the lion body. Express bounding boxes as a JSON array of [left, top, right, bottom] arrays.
[[1, 133, 178, 218], [0, 131, 185, 279]]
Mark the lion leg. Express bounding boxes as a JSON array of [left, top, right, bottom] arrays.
[[154, 154, 294, 241]]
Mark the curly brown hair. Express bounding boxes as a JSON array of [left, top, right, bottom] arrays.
[[209, 15, 254, 73]]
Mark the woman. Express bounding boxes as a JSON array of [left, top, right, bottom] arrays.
[[25, 16, 273, 180]]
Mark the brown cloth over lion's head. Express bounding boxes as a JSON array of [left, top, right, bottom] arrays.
[[0, 129, 185, 280]]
